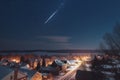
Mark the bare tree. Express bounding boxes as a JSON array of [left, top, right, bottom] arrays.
[[101, 24, 120, 55]]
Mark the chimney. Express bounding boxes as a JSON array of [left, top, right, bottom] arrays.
[[42, 57, 46, 67], [14, 67, 18, 80]]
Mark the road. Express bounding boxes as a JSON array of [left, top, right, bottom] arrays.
[[58, 60, 92, 80], [56, 62, 83, 80]]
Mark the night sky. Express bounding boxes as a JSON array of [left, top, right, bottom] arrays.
[[0, 0, 120, 50]]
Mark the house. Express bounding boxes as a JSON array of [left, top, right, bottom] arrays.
[[31, 72, 42, 80], [20, 69, 42, 80], [0, 59, 9, 66], [51, 59, 67, 72], [0, 66, 27, 80], [75, 70, 103, 80], [40, 66, 59, 76], [42, 73, 53, 80]]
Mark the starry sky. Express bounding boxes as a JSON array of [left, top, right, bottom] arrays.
[[0, 0, 120, 50]]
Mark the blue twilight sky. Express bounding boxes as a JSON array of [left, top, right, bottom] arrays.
[[0, 0, 120, 50]]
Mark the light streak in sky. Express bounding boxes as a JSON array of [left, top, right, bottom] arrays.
[[44, 10, 58, 24], [44, 0, 65, 24]]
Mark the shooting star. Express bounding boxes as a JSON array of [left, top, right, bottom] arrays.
[[44, 10, 58, 24], [44, 1, 65, 24]]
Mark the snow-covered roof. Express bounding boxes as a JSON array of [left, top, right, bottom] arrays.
[[54, 59, 65, 66], [19, 69, 36, 78], [41, 66, 56, 71], [0, 66, 13, 79], [116, 64, 120, 68], [68, 60, 78, 65], [101, 71, 115, 76], [102, 65, 113, 69]]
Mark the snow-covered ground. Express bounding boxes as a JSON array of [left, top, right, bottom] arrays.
[[54, 60, 82, 80]]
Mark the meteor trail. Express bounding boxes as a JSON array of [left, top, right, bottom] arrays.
[[44, 10, 58, 24], [44, 0, 65, 24]]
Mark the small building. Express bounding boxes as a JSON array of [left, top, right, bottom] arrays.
[[31, 72, 42, 80], [0, 59, 9, 66], [75, 70, 103, 80], [40, 66, 59, 76], [20, 69, 42, 80], [42, 73, 53, 80], [51, 59, 67, 72], [0, 66, 27, 80]]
